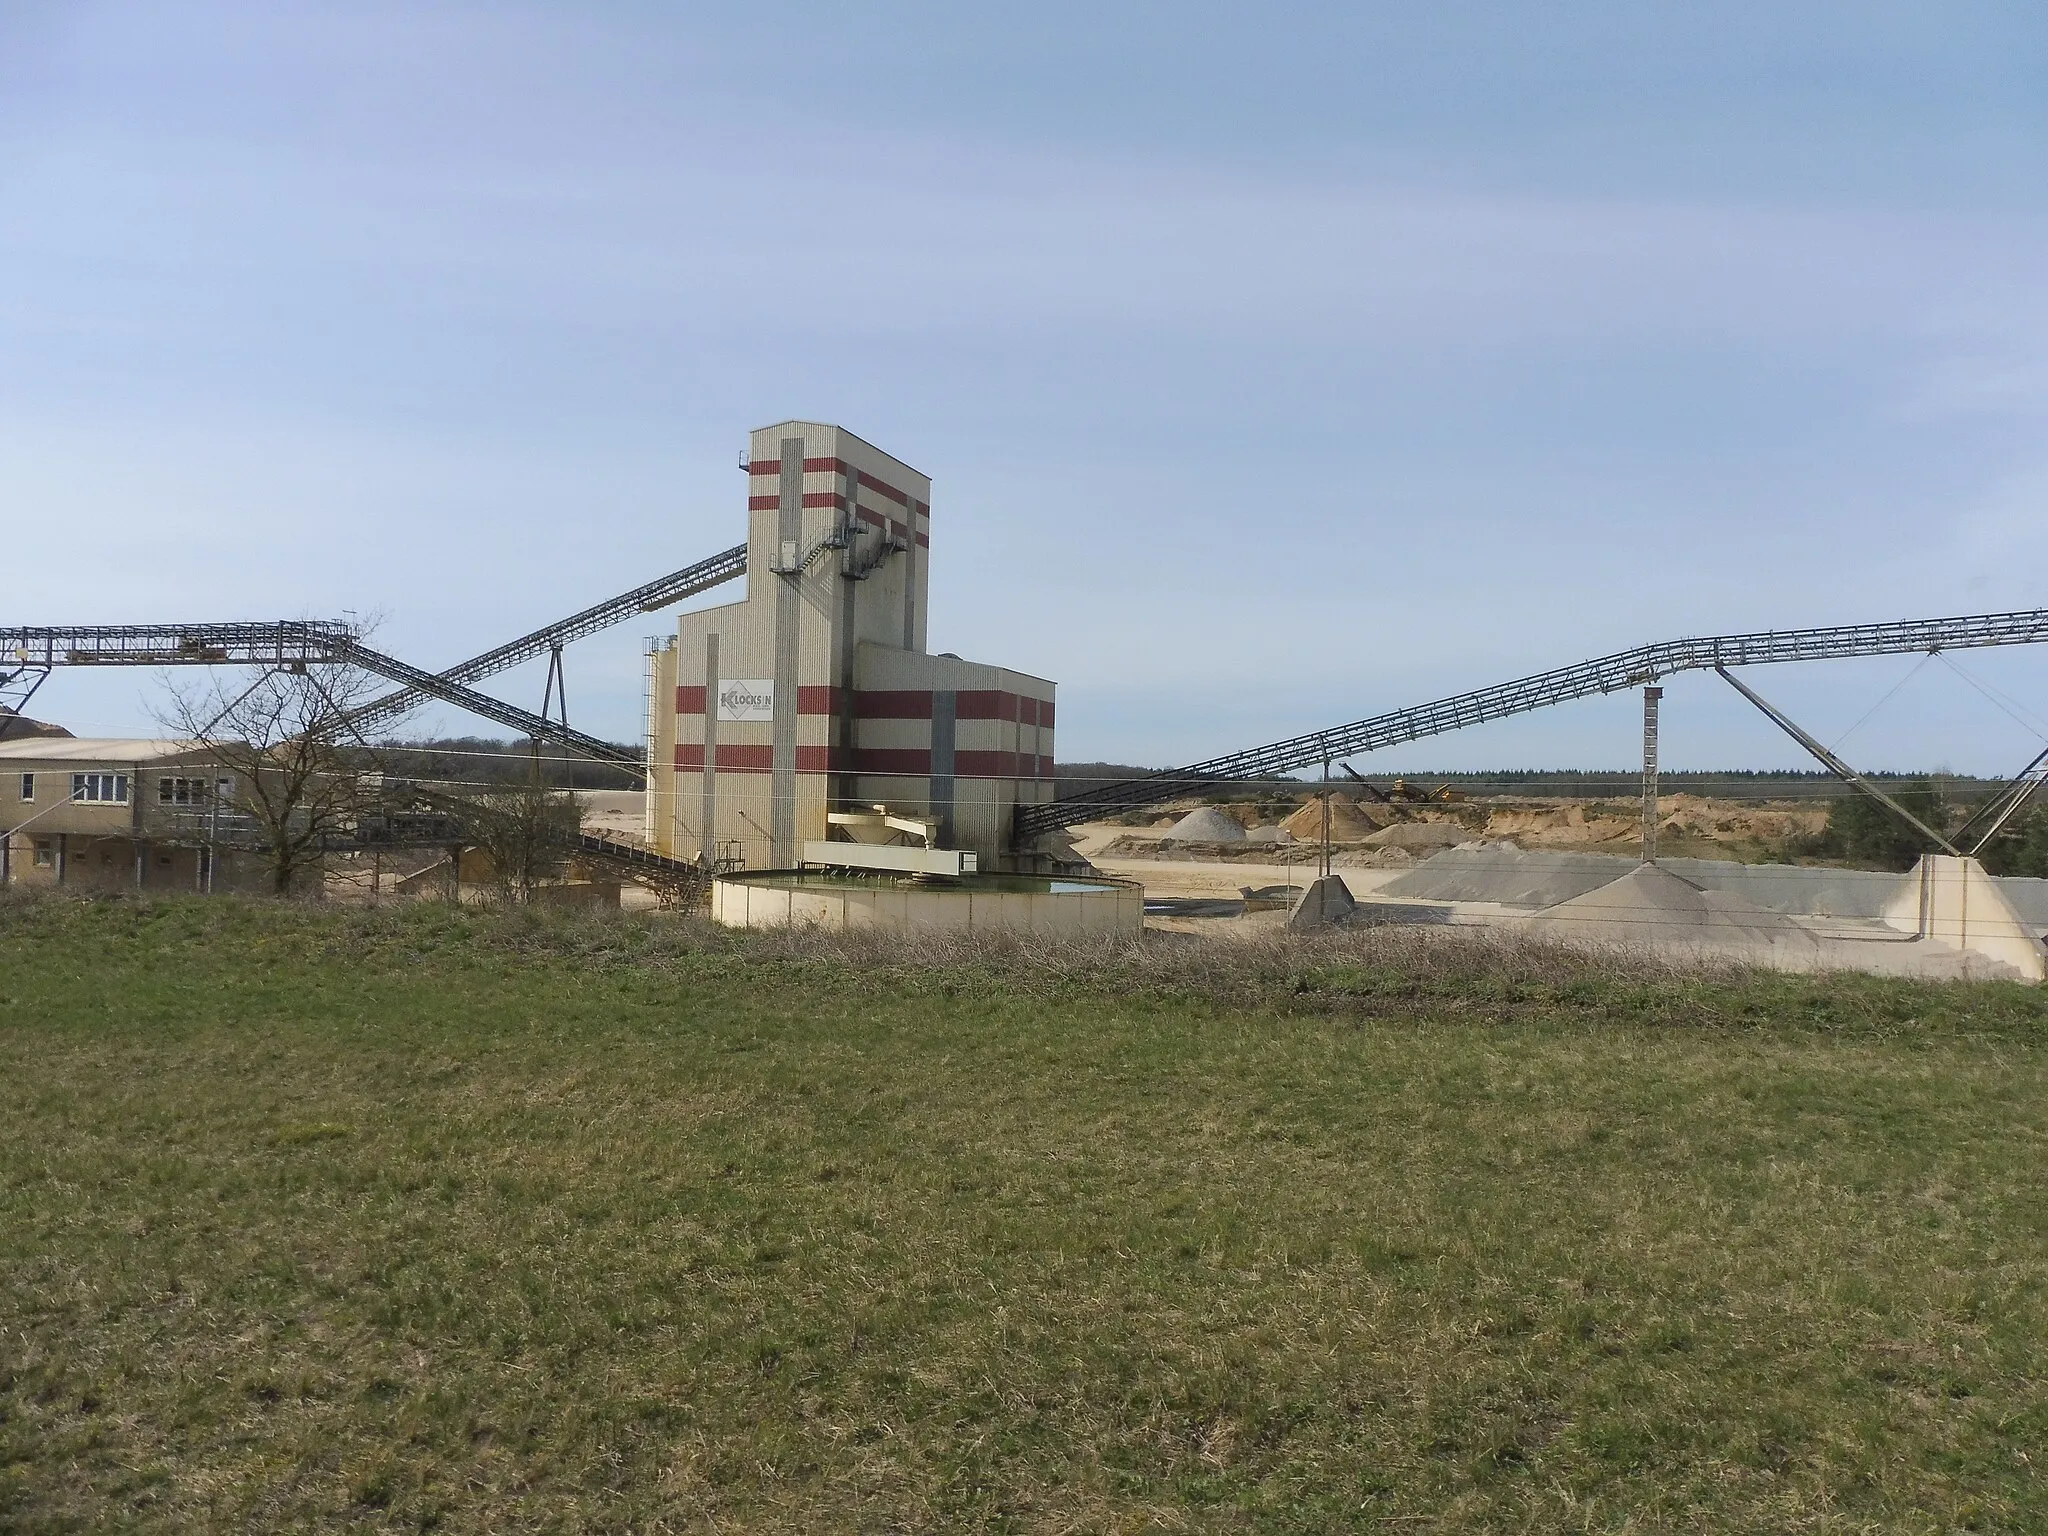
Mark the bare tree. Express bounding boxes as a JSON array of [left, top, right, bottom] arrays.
[[457, 780, 583, 902], [155, 660, 388, 896]]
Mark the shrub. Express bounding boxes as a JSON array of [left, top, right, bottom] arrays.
[[1817, 779, 1950, 871]]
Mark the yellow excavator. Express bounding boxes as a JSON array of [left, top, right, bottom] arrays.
[[1338, 766, 1465, 804]]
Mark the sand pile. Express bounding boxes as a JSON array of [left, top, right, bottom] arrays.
[[1281, 796, 1382, 842], [1380, 846, 2048, 930], [1657, 859, 1900, 920], [1361, 821, 1472, 852], [1653, 797, 1827, 843], [1523, 863, 1819, 958], [1166, 806, 1246, 843], [1382, 845, 1634, 906], [1244, 824, 1294, 844]]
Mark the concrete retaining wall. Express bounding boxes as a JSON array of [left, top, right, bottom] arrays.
[[713, 876, 1143, 936]]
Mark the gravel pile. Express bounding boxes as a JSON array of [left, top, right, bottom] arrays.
[[1166, 806, 1247, 843], [1375, 844, 1620, 906], [1523, 863, 1820, 957]]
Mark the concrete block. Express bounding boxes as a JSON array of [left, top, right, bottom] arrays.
[[1287, 874, 1357, 932], [1883, 854, 2047, 981]]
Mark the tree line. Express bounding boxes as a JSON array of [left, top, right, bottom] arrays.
[[1818, 781, 2048, 877]]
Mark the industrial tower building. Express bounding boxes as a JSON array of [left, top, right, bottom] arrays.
[[646, 422, 1055, 869]]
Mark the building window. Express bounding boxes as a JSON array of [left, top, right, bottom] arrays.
[[17, 773, 31, 802], [32, 839, 53, 867], [70, 772, 129, 804], [158, 776, 212, 806]]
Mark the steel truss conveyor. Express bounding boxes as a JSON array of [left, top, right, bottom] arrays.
[[2, 621, 366, 738], [341, 542, 748, 733], [2, 619, 644, 773], [2, 620, 359, 668], [6, 541, 750, 775], [1017, 605, 2048, 841], [328, 641, 643, 772]]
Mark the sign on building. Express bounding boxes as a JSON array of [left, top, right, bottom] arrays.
[[716, 679, 775, 722]]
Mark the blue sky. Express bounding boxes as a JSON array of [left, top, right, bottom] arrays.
[[4, 2, 2047, 774]]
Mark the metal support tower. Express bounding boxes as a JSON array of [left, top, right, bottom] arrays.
[[0, 661, 51, 740], [1952, 743, 2048, 856], [1715, 666, 1960, 856], [1640, 686, 1662, 864], [535, 645, 569, 779]]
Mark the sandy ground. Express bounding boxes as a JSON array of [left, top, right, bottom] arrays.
[[1077, 793, 1829, 864], [579, 789, 648, 847], [1069, 820, 2046, 983], [1093, 856, 1413, 901]]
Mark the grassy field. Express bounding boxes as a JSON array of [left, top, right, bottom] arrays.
[[3, 896, 2046, 1532]]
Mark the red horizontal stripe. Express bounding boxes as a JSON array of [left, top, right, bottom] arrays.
[[748, 457, 845, 476], [796, 685, 843, 715], [856, 689, 931, 720], [684, 744, 1048, 780], [677, 685, 707, 714], [915, 532, 929, 548], [855, 469, 908, 507], [955, 749, 1019, 778], [745, 488, 896, 518], [846, 688, 1054, 723], [746, 455, 922, 512], [955, 690, 1014, 721], [678, 743, 837, 773], [676, 744, 780, 771]]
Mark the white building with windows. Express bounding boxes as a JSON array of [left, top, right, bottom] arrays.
[[0, 737, 249, 891]]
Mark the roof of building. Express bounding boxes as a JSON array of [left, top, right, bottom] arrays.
[[0, 737, 206, 763], [749, 420, 928, 480]]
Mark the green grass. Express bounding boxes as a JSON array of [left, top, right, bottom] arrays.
[[3, 895, 2047, 1532]]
